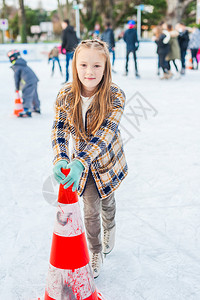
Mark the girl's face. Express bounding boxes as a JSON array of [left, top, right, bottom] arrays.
[[76, 48, 105, 97]]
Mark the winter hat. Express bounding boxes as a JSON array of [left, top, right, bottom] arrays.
[[128, 20, 136, 29]]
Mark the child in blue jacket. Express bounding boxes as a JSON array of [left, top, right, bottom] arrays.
[[7, 50, 41, 117]]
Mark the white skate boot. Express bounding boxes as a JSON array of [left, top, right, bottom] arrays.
[[103, 226, 116, 255], [89, 252, 103, 279]]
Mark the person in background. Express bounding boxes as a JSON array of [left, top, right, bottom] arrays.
[[91, 31, 99, 39], [176, 23, 189, 75], [154, 25, 172, 80], [160, 22, 174, 77], [152, 26, 161, 76], [101, 22, 116, 72], [123, 20, 140, 78], [7, 49, 41, 117], [166, 24, 181, 79], [188, 27, 200, 70], [48, 46, 63, 77], [94, 23, 101, 38], [61, 19, 79, 83]]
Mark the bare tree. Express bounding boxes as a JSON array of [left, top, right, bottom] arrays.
[[96, 0, 115, 20], [80, 0, 193, 36], [57, 0, 64, 21], [65, 0, 70, 19], [81, 0, 138, 32], [1, 0, 7, 18], [166, 0, 194, 25], [18, 0, 27, 43]]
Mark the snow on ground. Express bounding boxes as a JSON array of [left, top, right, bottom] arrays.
[[0, 53, 200, 300]]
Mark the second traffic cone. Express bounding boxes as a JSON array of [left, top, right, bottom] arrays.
[[45, 168, 106, 300], [13, 91, 23, 116], [186, 57, 193, 69], [186, 50, 193, 70]]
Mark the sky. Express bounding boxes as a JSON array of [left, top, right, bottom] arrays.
[[6, 0, 58, 11]]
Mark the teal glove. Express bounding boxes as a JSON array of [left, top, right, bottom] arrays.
[[63, 160, 85, 192], [53, 160, 68, 184]]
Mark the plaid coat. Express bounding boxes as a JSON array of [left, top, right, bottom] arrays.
[[52, 82, 128, 199]]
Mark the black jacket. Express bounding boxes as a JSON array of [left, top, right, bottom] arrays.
[[123, 28, 139, 51], [61, 25, 79, 53], [101, 28, 115, 49], [155, 33, 170, 55], [178, 30, 189, 51], [11, 58, 39, 91]]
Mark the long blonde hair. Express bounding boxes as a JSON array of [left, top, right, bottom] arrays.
[[70, 39, 112, 140]]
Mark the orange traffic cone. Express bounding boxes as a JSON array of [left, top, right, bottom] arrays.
[[186, 50, 193, 70], [187, 57, 193, 69], [13, 91, 23, 116], [44, 169, 106, 300]]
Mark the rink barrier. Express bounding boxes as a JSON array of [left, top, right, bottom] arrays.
[[44, 168, 106, 300], [1, 41, 157, 63]]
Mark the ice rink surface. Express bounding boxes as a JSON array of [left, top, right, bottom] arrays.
[[0, 53, 200, 300]]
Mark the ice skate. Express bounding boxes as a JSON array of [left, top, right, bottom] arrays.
[[112, 68, 117, 73], [89, 252, 103, 279], [160, 72, 172, 80], [103, 226, 116, 256], [174, 72, 181, 80], [180, 68, 185, 75], [135, 71, 140, 78], [32, 108, 41, 114], [18, 109, 32, 118]]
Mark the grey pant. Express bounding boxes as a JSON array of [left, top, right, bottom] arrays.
[[82, 172, 116, 253], [22, 83, 40, 110]]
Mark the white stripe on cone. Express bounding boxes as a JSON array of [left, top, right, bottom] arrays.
[[54, 202, 84, 237], [46, 263, 96, 299], [14, 103, 23, 109], [97, 290, 107, 300]]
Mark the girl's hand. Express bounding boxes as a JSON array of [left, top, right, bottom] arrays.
[[63, 160, 85, 192], [53, 160, 68, 184]]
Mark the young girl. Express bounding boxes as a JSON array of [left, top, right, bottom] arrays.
[[52, 39, 128, 278]]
